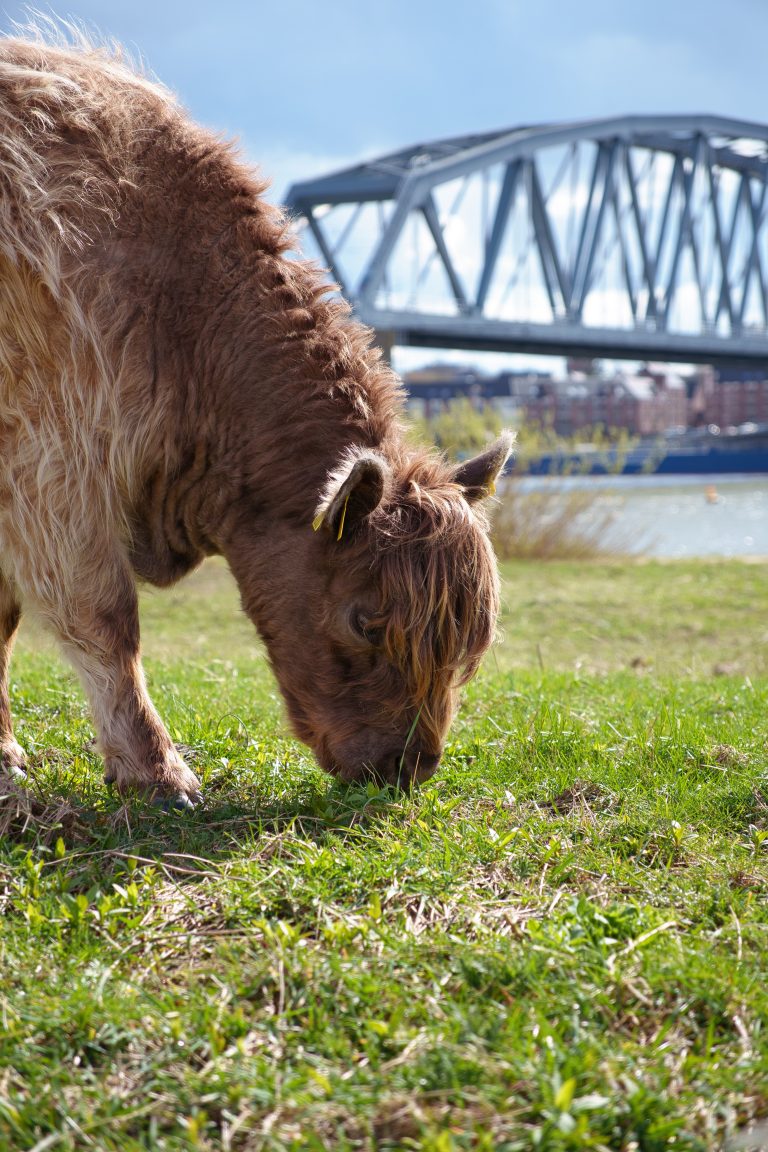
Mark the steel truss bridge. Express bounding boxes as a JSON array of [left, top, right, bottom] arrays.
[[286, 116, 768, 367]]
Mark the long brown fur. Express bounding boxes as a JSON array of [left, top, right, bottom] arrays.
[[0, 27, 512, 799]]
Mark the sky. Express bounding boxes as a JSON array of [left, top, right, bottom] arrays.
[[2, 0, 765, 373], [2, 0, 765, 201]]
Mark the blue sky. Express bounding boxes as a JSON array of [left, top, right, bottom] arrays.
[[2, 1, 764, 373], [2, 1, 765, 203]]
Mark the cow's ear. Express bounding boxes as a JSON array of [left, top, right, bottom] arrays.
[[313, 452, 389, 540], [452, 431, 515, 504]]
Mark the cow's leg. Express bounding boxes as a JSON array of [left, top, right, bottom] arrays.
[[0, 572, 26, 778], [37, 552, 201, 807]]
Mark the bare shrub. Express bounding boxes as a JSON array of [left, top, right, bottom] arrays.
[[490, 478, 634, 561], [407, 402, 640, 561]]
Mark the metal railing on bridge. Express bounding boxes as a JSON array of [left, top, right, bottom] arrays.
[[286, 116, 768, 366]]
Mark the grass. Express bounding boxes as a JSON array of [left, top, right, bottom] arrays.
[[1, 557, 768, 1150]]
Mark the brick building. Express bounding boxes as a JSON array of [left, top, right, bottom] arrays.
[[511, 370, 687, 436], [695, 368, 768, 428], [402, 362, 747, 437]]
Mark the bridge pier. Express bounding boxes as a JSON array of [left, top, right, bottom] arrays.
[[375, 329, 397, 367]]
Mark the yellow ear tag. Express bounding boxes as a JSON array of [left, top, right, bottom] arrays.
[[312, 511, 324, 532], [336, 493, 350, 541], [487, 479, 497, 496]]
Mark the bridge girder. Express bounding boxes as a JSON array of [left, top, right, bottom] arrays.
[[285, 115, 768, 366]]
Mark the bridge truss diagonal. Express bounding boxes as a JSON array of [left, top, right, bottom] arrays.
[[285, 116, 768, 366]]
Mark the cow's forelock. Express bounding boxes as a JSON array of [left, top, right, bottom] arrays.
[[364, 466, 499, 745]]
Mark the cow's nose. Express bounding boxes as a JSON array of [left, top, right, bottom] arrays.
[[372, 748, 442, 789]]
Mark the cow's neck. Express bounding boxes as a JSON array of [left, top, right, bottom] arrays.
[[120, 162, 405, 580], [186, 235, 404, 536]]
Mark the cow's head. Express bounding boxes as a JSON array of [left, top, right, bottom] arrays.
[[234, 433, 513, 788]]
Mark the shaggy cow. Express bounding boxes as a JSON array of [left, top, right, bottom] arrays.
[[0, 33, 512, 806]]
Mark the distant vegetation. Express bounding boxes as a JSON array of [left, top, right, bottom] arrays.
[[408, 396, 505, 458], [490, 482, 627, 561]]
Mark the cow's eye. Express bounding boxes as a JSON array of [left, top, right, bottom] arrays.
[[351, 611, 383, 646]]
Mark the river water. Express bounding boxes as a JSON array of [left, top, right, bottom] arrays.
[[519, 474, 768, 558]]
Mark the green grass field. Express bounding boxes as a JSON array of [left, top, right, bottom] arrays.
[[1, 558, 767, 1151]]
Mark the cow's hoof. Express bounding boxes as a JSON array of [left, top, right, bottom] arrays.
[[151, 788, 201, 812], [2, 763, 26, 783], [1, 739, 28, 780]]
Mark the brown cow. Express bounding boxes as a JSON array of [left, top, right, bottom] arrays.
[[0, 33, 512, 806]]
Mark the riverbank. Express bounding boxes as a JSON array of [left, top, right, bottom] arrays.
[[507, 474, 768, 557]]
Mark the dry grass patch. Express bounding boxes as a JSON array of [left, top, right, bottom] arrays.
[[0, 770, 85, 845]]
